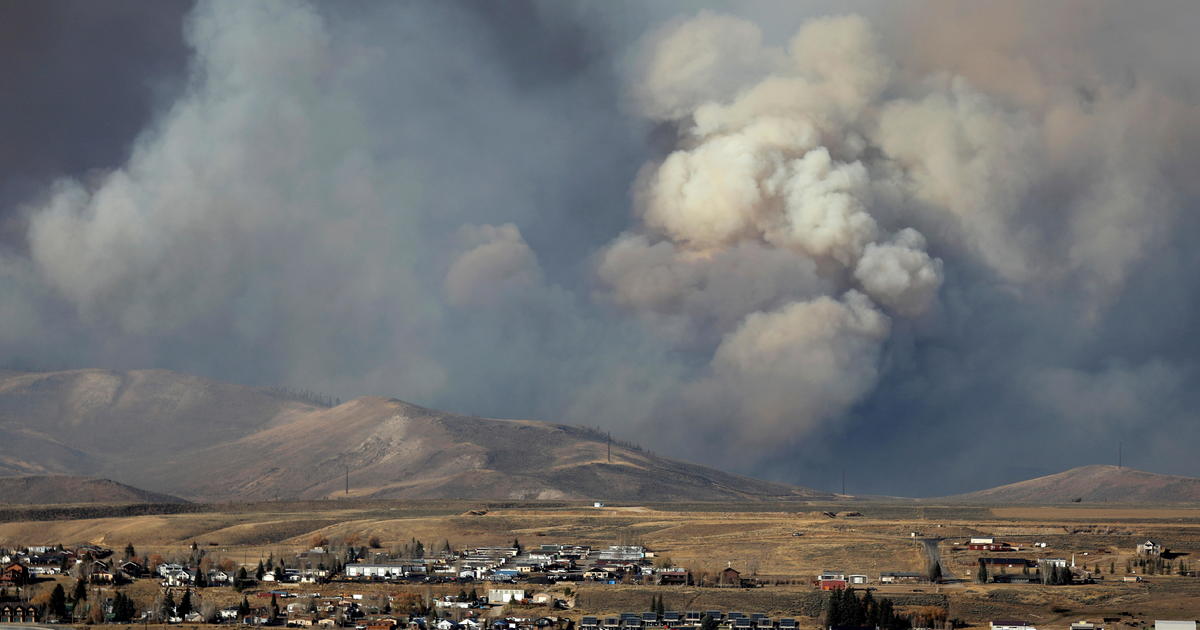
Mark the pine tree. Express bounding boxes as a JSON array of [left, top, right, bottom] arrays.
[[700, 615, 718, 630], [179, 589, 193, 617], [825, 589, 843, 627], [161, 591, 176, 620], [124, 543, 136, 560], [49, 584, 67, 620], [863, 589, 878, 627], [256, 560, 266, 581], [513, 538, 522, 555], [238, 596, 250, 619], [977, 560, 988, 584], [72, 578, 88, 603]]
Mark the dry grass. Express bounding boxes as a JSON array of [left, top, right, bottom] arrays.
[[2, 500, 1200, 626]]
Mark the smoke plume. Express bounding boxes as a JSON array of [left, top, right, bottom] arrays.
[[2, 0, 1200, 494]]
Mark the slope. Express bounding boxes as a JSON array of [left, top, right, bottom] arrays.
[[944, 465, 1200, 503], [0, 475, 188, 504], [0, 369, 827, 503]]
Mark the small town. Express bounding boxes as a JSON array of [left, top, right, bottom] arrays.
[[0, 531, 1196, 630]]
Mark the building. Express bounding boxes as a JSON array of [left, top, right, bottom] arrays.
[[0, 604, 40, 623], [818, 571, 847, 590], [848, 574, 868, 585], [991, 621, 1036, 630], [0, 563, 28, 586], [1137, 540, 1164, 556], [487, 589, 526, 604], [879, 571, 923, 584], [344, 563, 412, 578], [1155, 623, 1196, 630], [970, 541, 1016, 552], [718, 567, 742, 587], [979, 558, 1031, 569]]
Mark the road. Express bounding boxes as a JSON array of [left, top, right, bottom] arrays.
[[919, 537, 960, 583]]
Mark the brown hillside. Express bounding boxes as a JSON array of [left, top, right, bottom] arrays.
[[944, 465, 1200, 503], [0, 475, 188, 504], [0, 370, 826, 503]]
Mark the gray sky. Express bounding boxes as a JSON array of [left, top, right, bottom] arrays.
[[3, 0, 1199, 496]]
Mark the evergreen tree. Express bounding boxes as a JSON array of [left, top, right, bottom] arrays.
[[977, 560, 989, 584], [124, 543, 136, 560], [72, 578, 88, 603], [825, 589, 843, 627], [238, 596, 250, 619], [513, 538, 522, 555], [862, 589, 878, 627], [112, 592, 136, 623], [49, 584, 67, 619], [270, 594, 280, 620], [256, 560, 266, 581], [236, 566, 249, 588], [161, 591, 176, 620], [700, 615, 718, 630], [179, 589, 193, 617]]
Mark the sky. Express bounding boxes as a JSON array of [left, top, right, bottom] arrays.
[[2, 0, 1200, 496]]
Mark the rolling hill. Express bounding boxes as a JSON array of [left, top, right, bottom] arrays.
[[0, 475, 187, 504], [0, 369, 827, 503], [944, 465, 1200, 503]]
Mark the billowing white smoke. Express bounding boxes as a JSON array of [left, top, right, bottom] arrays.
[[601, 14, 943, 445], [4, 1, 1198, 486]]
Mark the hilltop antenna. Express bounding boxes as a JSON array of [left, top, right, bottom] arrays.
[[841, 469, 846, 496], [1118, 442, 1122, 470], [607, 432, 611, 463], [345, 465, 350, 496]]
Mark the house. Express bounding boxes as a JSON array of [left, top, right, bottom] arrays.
[[979, 558, 1031, 569], [657, 568, 689, 585], [345, 563, 411, 578], [991, 622, 1036, 630], [0, 562, 28, 586], [848, 574, 868, 585], [487, 588, 526, 604], [1155, 623, 1197, 630], [818, 570, 848, 590], [718, 566, 742, 587], [0, 603, 40, 623], [1137, 540, 1163, 556], [970, 541, 1016, 552], [879, 571, 923, 584], [120, 560, 145, 578], [1071, 622, 1102, 630]]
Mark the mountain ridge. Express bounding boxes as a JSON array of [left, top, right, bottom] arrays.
[[942, 464, 1200, 504], [0, 369, 827, 503], [0, 475, 188, 505]]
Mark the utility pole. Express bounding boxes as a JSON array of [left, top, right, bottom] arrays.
[[841, 468, 846, 495], [607, 432, 611, 464], [345, 465, 350, 496], [1118, 442, 1122, 470]]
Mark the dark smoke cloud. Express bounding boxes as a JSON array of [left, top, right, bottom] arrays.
[[2, 0, 1199, 496]]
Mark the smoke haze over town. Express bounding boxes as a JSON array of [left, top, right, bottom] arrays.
[[3, 0, 1200, 496]]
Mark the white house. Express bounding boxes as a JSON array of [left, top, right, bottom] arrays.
[[487, 588, 526, 604], [991, 622, 1036, 630], [1137, 540, 1163, 556], [344, 563, 410, 578]]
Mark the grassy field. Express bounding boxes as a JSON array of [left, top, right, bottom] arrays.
[[2, 500, 1199, 628]]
